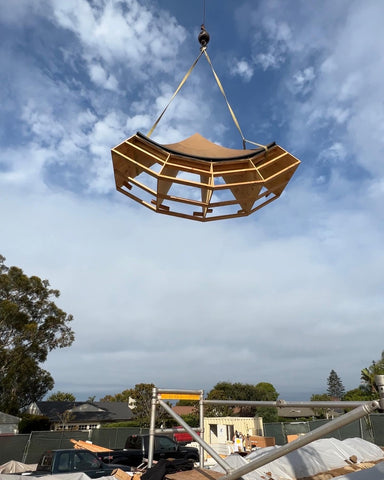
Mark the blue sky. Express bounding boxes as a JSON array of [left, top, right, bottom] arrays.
[[1, 0, 384, 401]]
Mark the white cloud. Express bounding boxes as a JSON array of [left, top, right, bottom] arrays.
[[50, 0, 186, 70], [241, 0, 384, 180], [230, 59, 254, 82], [290, 67, 316, 95], [1, 181, 383, 398], [252, 18, 293, 70], [88, 63, 118, 91], [319, 142, 347, 164], [2, 0, 384, 402]]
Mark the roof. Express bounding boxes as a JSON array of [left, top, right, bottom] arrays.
[[31, 401, 133, 423], [278, 406, 316, 418], [172, 406, 196, 416], [94, 402, 134, 421], [0, 412, 21, 424]]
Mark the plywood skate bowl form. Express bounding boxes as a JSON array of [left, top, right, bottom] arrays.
[[111, 132, 301, 222]]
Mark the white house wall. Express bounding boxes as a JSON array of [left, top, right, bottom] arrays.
[[203, 416, 263, 444]]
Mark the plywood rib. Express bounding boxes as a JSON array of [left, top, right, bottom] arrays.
[[222, 170, 263, 212], [157, 163, 178, 208], [111, 132, 300, 222]]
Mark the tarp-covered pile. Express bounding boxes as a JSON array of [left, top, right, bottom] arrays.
[[211, 438, 384, 480]]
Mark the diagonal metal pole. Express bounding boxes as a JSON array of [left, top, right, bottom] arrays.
[[158, 399, 233, 472], [218, 400, 381, 480]]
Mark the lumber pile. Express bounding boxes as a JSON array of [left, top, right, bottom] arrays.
[[70, 438, 112, 452]]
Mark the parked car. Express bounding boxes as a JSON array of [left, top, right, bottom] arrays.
[[98, 434, 199, 467], [32, 449, 131, 477]]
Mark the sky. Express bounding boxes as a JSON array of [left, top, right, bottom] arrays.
[[1, 0, 384, 402]]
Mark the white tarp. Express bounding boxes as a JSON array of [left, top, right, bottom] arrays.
[[0, 461, 37, 474], [341, 437, 384, 463], [212, 438, 384, 480], [0, 474, 116, 480]]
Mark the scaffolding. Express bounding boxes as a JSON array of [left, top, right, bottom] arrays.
[[147, 376, 384, 480]]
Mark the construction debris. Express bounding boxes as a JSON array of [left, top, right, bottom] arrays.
[[210, 438, 384, 480], [70, 439, 112, 452]]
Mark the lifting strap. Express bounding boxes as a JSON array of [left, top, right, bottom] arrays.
[[202, 49, 266, 150], [147, 47, 267, 151], [147, 49, 204, 138]]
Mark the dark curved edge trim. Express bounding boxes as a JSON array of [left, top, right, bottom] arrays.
[[136, 132, 276, 162]]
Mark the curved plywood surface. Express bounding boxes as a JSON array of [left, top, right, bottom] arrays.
[[136, 132, 274, 161]]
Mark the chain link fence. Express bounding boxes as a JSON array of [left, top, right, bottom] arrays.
[[0, 434, 30, 463], [264, 414, 383, 446], [0, 427, 148, 465], [90, 427, 148, 450], [1, 416, 383, 466]]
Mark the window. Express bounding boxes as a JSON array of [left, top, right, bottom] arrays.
[[57, 453, 70, 472], [74, 451, 101, 470], [78, 424, 98, 430], [156, 436, 177, 452]]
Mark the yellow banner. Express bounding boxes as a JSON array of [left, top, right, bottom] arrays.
[[159, 393, 200, 400]]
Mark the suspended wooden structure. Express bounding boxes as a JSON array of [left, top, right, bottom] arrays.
[[111, 26, 301, 222]]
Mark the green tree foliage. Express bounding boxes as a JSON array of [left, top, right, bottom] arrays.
[[101, 383, 171, 427], [326, 370, 345, 399], [175, 399, 196, 406], [205, 382, 238, 417], [343, 387, 372, 401], [255, 406, 279, 423], [0, 255, 74, 414], [174, 399, 199, 426], [310, 393, 331, 418], [361, 351, 384, 394], [47, 391, 76, 401], [18, 413, 51, 433], [100, 390, 132, 402], [205, 381, 279, 419], [180, 412, 199, 428]]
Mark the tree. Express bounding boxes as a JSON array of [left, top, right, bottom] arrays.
[[18, 413, 51, 433], [343, 387, 372, 402], [205, 381, 279, 419], [101, 383, 171, 427], [101, 390, 132, 403], [361, 351, 384, 394], [310, 393, 332, 419], [253, 382, 279, 422], [327, 370, 345, 399], [205, 382, 238, 417], [175, 399, 197, 406], [0, 255, 74, 414], [47, 391, 76, 402]]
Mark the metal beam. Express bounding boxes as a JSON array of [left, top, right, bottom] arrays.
[[158, 399, 233, 473], [219, 401, 380, 480]]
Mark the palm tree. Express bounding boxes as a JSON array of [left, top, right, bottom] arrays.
[[361, 351, 384, 394]]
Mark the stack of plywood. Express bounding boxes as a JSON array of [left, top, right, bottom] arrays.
[[70, 439, 112, 452], [246, 435, 275, 450]]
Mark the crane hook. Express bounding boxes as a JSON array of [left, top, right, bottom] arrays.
[[198, 24, 210, 48]]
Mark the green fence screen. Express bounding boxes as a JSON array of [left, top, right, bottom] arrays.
[[1, 415, 383, 466], [90, 427, 148, 449]]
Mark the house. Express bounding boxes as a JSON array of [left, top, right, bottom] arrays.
[[204, 416, 263, 444], [277, 406, 316, 420], [0, 412, 20, 434], [27, 401, 133, 431], [172, 405, 195, 417], [277, 406, 341, 420]]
